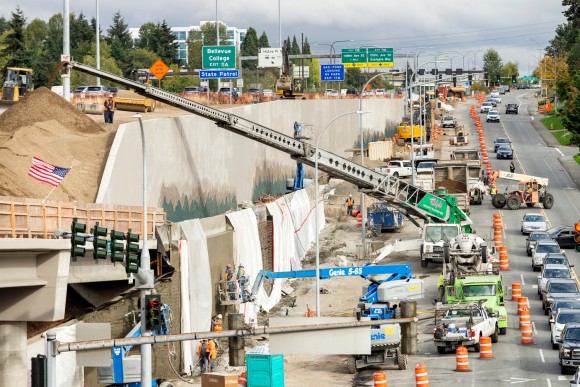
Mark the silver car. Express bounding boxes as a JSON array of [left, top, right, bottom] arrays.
[[521, 213, 547, 234], [532, 240, 562, 271], [539, 264, 572, 299]]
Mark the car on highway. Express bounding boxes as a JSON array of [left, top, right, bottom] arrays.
[[487, 110, 500, 122], [325, 89, 339, 97], [362, 89, 374, 97], [346, 88, 359, 96], [521, 213, 547, 234], [557, 322, 580, 373], [548, 226, 577, 249], [488, 96, 502, 104], [498, 87, 506, 95], [542, 278, 580, 313], [491, 91, 500, 98], [494, 137, 511, 152], [485, 98, 498, 107], [551, 308, 580, 349], [526, 231, 552, 256], [496, 144, 513, 159], [549, 299, 580, 321], [248, 88, 263, 99], [442, 115, 457, 128], [533, 240, 562, 271], [539, 264, 572, 300], [481, 101, 494, 113], [505, 103, 519, 114], [262, 89, 274, 98], [375, 89, 387, 96], [544, 253, 572, 268]]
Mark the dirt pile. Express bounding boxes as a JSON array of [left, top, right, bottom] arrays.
[[0, 87, 104, 136], [0, 87, 113, 202]]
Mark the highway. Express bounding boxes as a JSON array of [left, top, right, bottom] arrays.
[[353, 90, 579, 386]]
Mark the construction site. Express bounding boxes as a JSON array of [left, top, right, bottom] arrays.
[[3, 61, 570, 387]]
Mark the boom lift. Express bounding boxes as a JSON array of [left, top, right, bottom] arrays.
[[249, 264, 423, 372], [490, 170, 553, 210], [61, 60, 473, 231]]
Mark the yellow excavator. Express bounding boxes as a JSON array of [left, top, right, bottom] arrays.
[[275, 42, 304, 99], [1, 67, 34, 103]]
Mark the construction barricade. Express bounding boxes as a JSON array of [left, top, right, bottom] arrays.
[[520, 309, 531, 329], [511, 282, 522, 301], [415, 364, 429, 386], [521, 322, 534, 344], [374, 371, 387, 386], [518, 296, 529, 315], [238, 371, 247, 387], [455, 346, 471, 372], [499, 246, 509, 270], [479, 336, 492, 359]]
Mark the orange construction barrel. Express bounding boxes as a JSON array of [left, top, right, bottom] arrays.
[[238, 371, 247, 387], [455, 346, 471, 372], [511, 282, 522, 301], [479, 336, 492, 359], [357, 212, 363, 227], [521, 322, 534, 344], [519, 309, 531, 329], [415, 364, 429, 386], [499, 245, 509, 271], [374, 371, 387, 386], [518, 296, 528, 315]]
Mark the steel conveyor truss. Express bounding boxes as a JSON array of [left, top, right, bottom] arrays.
[[65, 61, 471, 226]]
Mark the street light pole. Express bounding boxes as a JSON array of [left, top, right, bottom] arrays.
[[315, 110, 367, 317], [133, 114, 153, 387], [330, 39, 353, 64]]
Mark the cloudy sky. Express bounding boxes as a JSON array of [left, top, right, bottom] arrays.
[[3, 1, 566, 75]]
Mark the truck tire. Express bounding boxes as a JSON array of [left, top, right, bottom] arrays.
[[481, 245, 488, 263], [393, 172, 399, 178], [492, 194, 506, 209], [420, 246, 428, 268], [396, 349, 407, 370], [499, 327, 507, 335], [473, 341, 481, 352], [437, 346, 446, 354], [346, 355, 357, 374], [491, 325, 499, 343], [506, 195, 521, 210], [542, 193, 554, 209], [443, 244, 450, 264]]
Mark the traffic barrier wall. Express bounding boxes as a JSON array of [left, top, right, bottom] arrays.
[[518, 297, 528, 315], [521, 322, 534, 344], [519, 309, 531, 329], [479, 336, 492, 359], [455, 346, 470, 371], [511, 282, 522, 301], [374, 371, 387, 386], [415, 364, 429, 386]]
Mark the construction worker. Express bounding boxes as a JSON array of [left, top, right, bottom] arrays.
[[211, 314, 223, 332], [345, 194, 354, 216], [509, 161, 515, 173], [293, 121, 302, 139], [224, 264, 236, 299], [197, 339, 209, 372], [437, 274, 445, 302], [207, 339, 217, 372], [237, 265, 248, 302], [224, 264, 234, 281], [490, 185, 498, 196], [525, 183, 534, 202], [103, 95, 115, 124]]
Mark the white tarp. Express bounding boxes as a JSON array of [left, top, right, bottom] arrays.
[[27, 324, 83, 387], [179, 219, 212, 375], [226, 209, 265, 325], [291, 189, 325, 260]]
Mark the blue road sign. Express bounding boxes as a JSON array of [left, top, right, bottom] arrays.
[[320, 64, 345, 81], [199, 69, 239, 79]]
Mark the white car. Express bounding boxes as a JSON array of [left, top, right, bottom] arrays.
[[532, 240, 562, 271], [487, 110, 500, 122], [538, 264, 571, 299], [363, 89, 374, 96], [480, 101, 494, 113], [551, 308, 580, 349], [522, 213, 548, 234], [490, 91, 500, 98], [325, 89, 339, 97], [375, 89, 387, 96]]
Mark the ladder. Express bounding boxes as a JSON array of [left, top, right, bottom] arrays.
[[65, 61, 472, 226]]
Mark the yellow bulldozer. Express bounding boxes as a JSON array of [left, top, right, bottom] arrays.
[[1, 67, 34, 103]]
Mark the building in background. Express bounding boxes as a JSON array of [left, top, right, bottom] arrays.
[[129, 22, 247, 65]]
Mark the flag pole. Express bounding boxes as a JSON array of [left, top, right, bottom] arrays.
[[42, 165, 73, 203]]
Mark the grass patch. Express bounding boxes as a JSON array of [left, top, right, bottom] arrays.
[[553, 130, 573, 146], [574, 154, 580, 165], [540, 115, 565, 130]]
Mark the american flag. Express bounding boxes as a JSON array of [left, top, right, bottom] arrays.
[[27, 157, 71, 186]]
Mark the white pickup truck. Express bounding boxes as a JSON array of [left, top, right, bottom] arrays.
[[442, 116, 457, 128], [433, 302, 499, 353], [374, 160, 413, 178]]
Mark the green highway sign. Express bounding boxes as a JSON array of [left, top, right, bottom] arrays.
[[202, 46, 236, 69], [342, 47, 394, 68], [367, 48, 394, 68], [341, 48, 368, 68]]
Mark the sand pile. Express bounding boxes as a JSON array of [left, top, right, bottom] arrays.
[[0, 87, 113, 202]]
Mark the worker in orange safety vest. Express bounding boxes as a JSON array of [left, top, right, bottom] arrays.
[[345, 194, 354, 216]]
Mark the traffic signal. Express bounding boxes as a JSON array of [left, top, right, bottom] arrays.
[[144, 294, 162, 331], [575, 223, 580, 253], [70, 218, 86, 260], [511, 75, 517, 83], [455, 68, 463, 75], [92, 223, 108, 260], [110, 230, 125, 262], [125, 230, 140, 274], [468, 74, 473, 85], [453, 76, 457, 87]]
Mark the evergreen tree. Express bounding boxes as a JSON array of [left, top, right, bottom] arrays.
[[199, 22, 227, 46], [44, 13, 63, 63], [4, 7, 27, 67], [137, 22, 156, 50], [106, 11, 133, 76], [156, 21, 179, 65], [482, 49, 503, 84], [303, 37, 311, 54], [25, 19, 51, 87], [240, 27, 259, 70], [70, 13, 94, 60], [258, 31, 269, 48], [0, 16, 9, 34], [560, 71, 580, 149], [187, 29, 203, 70], [290, 35, 300, 55]]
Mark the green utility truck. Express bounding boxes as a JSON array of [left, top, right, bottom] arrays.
[[445, 273, 508, 334]]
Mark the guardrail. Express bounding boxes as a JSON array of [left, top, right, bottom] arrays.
[[0, 196, 166, 239]]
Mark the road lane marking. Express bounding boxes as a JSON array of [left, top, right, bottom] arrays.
[[539, 349, 545, 363], [532, 284, 538, 288], [532, 321, 537, 335], [503, 377, 537, 384], [547, 378, 552, 387], [520, 274, 525, 286], [558, 376, 567, 381], [555, 148, 564, 157]]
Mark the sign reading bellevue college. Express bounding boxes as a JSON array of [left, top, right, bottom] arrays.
[[202, 46, 236, 69]]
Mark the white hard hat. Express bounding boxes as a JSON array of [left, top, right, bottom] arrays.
[[349, 194, 353, 197], [217, 314, 222, 319]]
